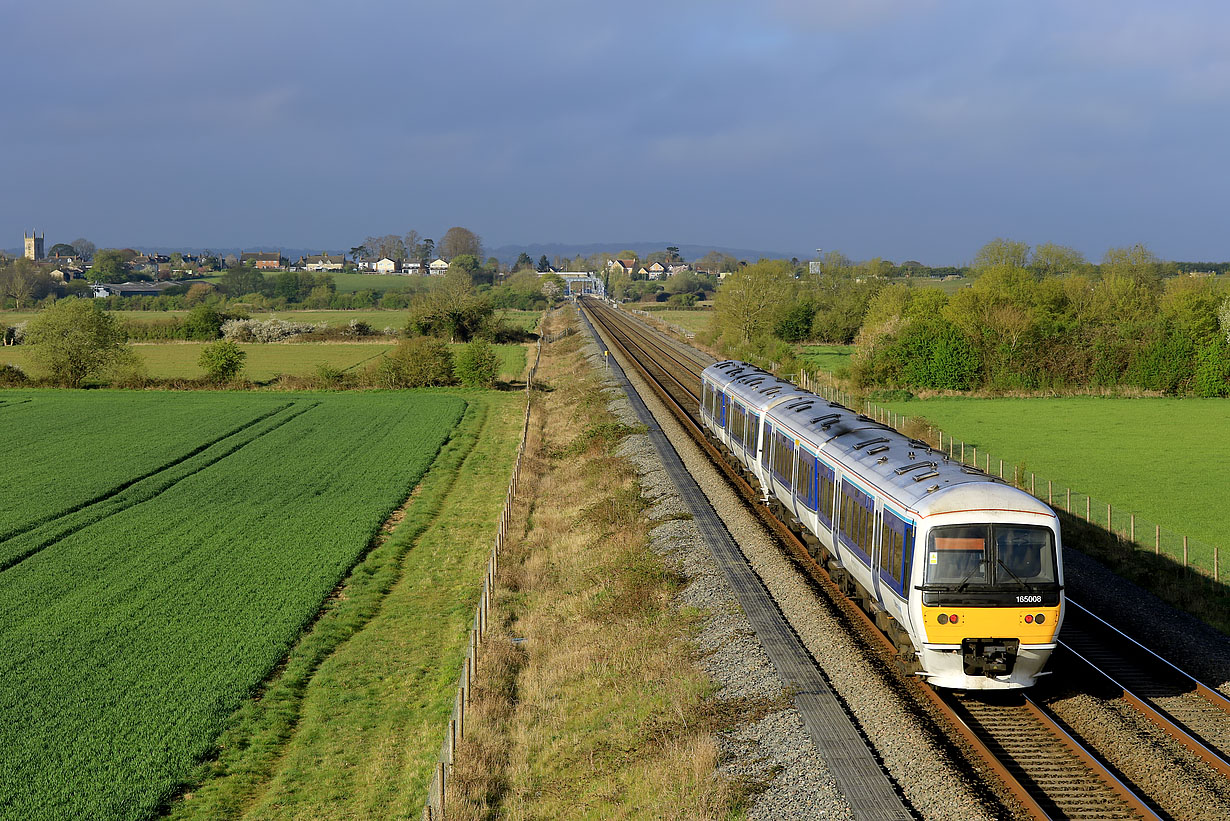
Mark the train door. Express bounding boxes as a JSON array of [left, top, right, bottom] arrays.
[[870, 507, 883, 605]]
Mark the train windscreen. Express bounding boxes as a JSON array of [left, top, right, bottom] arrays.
[[925, 524, 1057, 588]]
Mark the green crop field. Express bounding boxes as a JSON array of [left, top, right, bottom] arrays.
[[800, 344, 854, 373], [879, 396, 1230, 555], [0, 341, 527, 383], [0, 391, 468, 820]]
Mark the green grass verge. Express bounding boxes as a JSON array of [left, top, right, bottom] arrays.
[[169, 391, 525, 819]]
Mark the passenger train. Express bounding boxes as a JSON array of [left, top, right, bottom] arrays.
[[701, 360, 1064, 689]]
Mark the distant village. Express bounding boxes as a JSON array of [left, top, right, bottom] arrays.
[[4, 230, 736, 301]]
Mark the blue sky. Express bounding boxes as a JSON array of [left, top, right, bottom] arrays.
[[6, 1, 1230, 263]]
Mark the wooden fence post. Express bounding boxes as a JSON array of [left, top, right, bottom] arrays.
[[1086, 495, 1090, 521], [1156, 524, 1160, 555], [1066, 487, 1071, 512], [1107, 503, 1112, 532], [1130, 514, 1135, 544], [1048, 480, 1052, 505]]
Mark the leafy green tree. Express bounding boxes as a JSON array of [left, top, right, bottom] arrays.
[[454, 338, 500, 387], [49, 243, 77, 257], [971, 238, 1030, 276], [89, 249, 129, 283], [537, 255, 550, 272], [1031, 243, 1087, 277], [24, 300, 130, 387], [407, 269, 493, 342], [774, 300, 816, 342], [198, 339, 246, 382], [219, 264, 268, 297], [713, 259, 795, 346], [370, 337, 455, 388], [1102, 244, 1162, 292], [514, 252, 534, 271], [183, 305, 226, 340]]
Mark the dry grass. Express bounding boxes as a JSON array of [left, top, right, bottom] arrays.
[[446, 308, 746, 820]]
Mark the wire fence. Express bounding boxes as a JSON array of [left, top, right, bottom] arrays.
[[420, 333, 543, 821], [793, 368, 1224, 586]]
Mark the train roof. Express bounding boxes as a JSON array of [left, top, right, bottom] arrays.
[[705, 361, 1055, 519], [704, 361, 811, 409]]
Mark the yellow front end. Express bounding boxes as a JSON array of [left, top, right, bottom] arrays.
[[917, 603, 1063, 689], [922, 605, 1062, 645]]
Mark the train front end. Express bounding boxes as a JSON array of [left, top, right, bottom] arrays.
[[910, 484, 1065, 690]]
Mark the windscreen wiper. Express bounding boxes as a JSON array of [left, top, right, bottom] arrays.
[[995, 557, 1031, 590], [954, 559, 988, 592]]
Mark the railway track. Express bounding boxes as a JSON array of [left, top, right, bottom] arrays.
[[579, 301, 914, 820], [580, 297, 1230, 819], [1058, 599, 1230, 779]]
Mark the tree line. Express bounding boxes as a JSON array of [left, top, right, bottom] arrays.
[[711, 240, 1230, 397]]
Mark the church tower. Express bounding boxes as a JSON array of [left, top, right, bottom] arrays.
[[23, 230, 44, 261]]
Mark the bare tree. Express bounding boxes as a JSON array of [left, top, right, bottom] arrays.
[[363, 235, 407, 260], [438, 226, 482, 261], [71, 238, 96, 260]]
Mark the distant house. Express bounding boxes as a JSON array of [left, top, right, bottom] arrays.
[[375, 257, 399, 274], [608, 259, 636, 276], [402, 261, 423, 274], [302, 253, 346, 272], [668, 263, 690, 275], [355, 257, 379, 271], [637, 265, 652, 278], [647, 262, 668, 279], [241, 252, 284, 270], [428, 258, 449, 276]]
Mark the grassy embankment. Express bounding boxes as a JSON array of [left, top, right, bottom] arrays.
[[169, 389, 527, 819], [444, 310, 763, 818], [0, 341, 526, 384]]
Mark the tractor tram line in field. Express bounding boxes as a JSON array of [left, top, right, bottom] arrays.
[[0, 402, 315, 575], [0, 401, 297, 547], [583, 297, 1230, 820]]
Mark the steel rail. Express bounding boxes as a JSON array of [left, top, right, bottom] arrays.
[[582, 297, 1177, 821], [1060, 598, 1230, 780]]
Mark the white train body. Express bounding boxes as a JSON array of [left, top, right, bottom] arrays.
[[701, 361, 1064, 690]]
